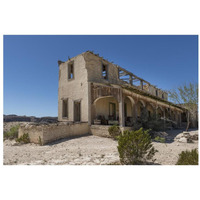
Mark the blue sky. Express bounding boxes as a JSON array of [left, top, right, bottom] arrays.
[[4, 35, 198, 117]]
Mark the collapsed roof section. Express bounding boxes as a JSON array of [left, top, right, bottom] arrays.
[[84, 50, 168, 98]]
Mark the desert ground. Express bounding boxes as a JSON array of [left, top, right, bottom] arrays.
[[3, 122, 198, 165]]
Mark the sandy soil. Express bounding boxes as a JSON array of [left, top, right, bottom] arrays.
[[3, 128, 198, 165]]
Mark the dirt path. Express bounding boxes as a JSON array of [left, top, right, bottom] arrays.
[[3, 129, 198, 165]]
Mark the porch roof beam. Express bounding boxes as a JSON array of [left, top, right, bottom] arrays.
[[117, 65, 150, 85]]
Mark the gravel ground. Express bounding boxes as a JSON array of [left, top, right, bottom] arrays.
[[3, 128, 198, 165], [3, 135, 119, 165], [152, 130, 198, 165]]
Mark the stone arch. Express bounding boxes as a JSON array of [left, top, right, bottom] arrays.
[[125, 95, 135, 106], [124, 96, 136, 126], [138, 99, 146, 107], [92, 96, 119, 124], [137, 99, 146, 119], [146, 103, 155, 120], [171, 110, 176, 121], [124, 96, 133, 118], [93, 95, 119, 104], [157, 106, 164, 119], [164, 107, 170, 119]]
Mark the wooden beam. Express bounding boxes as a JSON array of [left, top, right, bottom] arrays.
[[117, 65, 150, 85], [119, 71, 128, 77]]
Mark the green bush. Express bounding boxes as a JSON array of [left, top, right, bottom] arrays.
[[108, 125, 121, 139], [117, 128, 158, 165], [16, 133, 30, 144], [154, 136, 165, 143], [176, 149, 198, 165], [4, 125, 19, 140]]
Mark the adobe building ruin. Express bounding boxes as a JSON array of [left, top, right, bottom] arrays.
[[58, 51, 184, 134], [19, 51, 188, 144]]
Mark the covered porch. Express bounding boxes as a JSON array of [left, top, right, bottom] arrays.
[[89, 83, 183, 129]]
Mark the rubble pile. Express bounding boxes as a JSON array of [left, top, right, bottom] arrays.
[[174, 131, 198, 143]]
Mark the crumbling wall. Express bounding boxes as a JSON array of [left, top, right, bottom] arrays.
[[18, 122, 89, 145], [18, 124, 44, 144], [84, 52, 119, 85]]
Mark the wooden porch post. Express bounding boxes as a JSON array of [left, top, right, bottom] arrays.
[[119, 89, 125, 127], [163, 109, 166, 130]]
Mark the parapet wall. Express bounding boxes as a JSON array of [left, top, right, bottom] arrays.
[[18, 122, 89, 145]]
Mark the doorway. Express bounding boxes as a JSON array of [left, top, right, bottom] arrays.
[[74, 100, 81, 122]]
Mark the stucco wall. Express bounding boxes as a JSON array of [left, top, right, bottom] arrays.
[[58, 54, 89, 122], [18, 123, 89, 145], [84, 52, 119, 85]]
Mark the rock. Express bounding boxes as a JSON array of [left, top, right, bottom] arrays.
[[190, 134, 198, 140], [178, 137, 188, 143], [187, 138, 193, 143]]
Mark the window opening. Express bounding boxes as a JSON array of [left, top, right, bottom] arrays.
[[102, 64, 108, 79], [68, 63, 74, 80]]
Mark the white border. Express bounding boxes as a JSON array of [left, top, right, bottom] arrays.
[[1, 1, 199, 200]]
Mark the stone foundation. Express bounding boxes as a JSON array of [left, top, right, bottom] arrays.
[[18, 123, 134, 144], [90, 125, 133, 137]]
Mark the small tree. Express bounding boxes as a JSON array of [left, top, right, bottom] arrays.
[[117, 128, 158, 165], [168, 82, 198, 131]]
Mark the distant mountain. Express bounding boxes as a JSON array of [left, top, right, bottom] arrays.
[[3, 114, 58, 123]]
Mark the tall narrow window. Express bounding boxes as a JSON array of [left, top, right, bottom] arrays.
[[68, 62, 74, 80], [62, 99, 68, 118], [155, 90, 158, 96], [102, 64, 108, 79], [162, 93, 164, 99]]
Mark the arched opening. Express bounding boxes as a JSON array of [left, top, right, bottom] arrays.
[[124, 96, 135, 126], [157, 106, 164, 119], [93, 96, 119, 125], [137, 100, 146, 121], [171, 110, 176, 121], [146, 103, 155, 120], [165, 108, 170, 120]]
